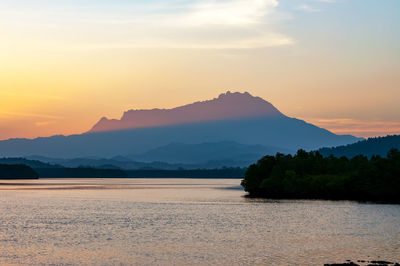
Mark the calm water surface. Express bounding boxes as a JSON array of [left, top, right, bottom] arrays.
[[0, 178, 399, 265]]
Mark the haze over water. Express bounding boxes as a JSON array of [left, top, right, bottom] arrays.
[[0, 178, 399, 265]]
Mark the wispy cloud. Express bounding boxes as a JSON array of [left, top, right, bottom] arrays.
[[0, 111, 61, 120], [184, 0, 277, 26], [296, 4, 320, 12], [0, 0, 294, 50], [314, 0, 336, 3], [35, 121, 57, 127], [303, 118, 400, 138], [296, 0, 336, 13]]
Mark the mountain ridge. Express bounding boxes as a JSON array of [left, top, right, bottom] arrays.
[[0, 91, 362, 161], [90, 91, 283, 133], [0, 116, 361, 158]]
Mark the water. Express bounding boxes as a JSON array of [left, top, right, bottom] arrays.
[[0, 178, 399, 265]]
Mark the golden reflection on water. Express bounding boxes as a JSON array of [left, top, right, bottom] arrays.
[[0, 178, 399, 265]]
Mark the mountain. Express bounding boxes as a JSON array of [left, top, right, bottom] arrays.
[[319, 135, 400, 158], [0, 91, 361, 159], [90, 91, 283, 133], [129, 141, 293, 164]]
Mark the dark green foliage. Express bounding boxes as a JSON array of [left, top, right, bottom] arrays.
[[241, 149, 400, 203], [0, 164, 39, 179]]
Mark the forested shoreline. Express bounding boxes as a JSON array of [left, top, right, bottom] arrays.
[[241, 149, 400, 203], [0, 165, 245, 179]]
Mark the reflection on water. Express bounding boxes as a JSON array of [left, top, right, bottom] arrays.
[[0, 178, 399, 265]]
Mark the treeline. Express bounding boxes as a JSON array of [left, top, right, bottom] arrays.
[[125, 168, 245, 178], [241, 149, 400, 203], [36, 168, 128, 178], [35, 167, 244, 178], [0, 164, 39, 179], [1, 166, 245, 179]]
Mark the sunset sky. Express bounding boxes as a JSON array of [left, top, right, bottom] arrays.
[[1, 0, 399, 140]]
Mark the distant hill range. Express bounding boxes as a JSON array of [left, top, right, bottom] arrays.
[[0, 92, 361, 164], [128, 141, 292, 165], [319, 135, 400, 158], [20, 141, 289, 169]]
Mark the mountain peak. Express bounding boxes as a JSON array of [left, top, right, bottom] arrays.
[[218, 91, 250, 98], [215, 91, 269, 105], [89, 91, 283, 133]]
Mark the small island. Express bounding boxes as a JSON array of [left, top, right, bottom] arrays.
[[0, 164, 39, 179], [241, 149, 400, 203]]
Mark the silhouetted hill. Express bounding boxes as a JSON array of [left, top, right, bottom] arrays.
[[319, 135, 400, 158], [90, 91, 283, 133], [0, 158, 60, 168], [0, 164, 39, 179]]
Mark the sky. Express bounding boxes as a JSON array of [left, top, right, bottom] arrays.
[[0, 0, 399, 140]]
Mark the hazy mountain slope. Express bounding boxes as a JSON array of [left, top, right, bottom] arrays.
[[90, 91, 283, 133], [129, 141, 293, 164], [0, 116, 360, 158], [319, 135, 400, 158]]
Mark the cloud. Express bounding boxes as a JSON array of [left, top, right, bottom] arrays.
[[296, 0, 336, 13], [314, 0, 336, 3], [0, 111, 61, 119], [0, 0, 294, 50], [184, 0, 278, 26], [303, 118, 400, 138], [35, 121, 56, 127], [296, 4, 320, 12]]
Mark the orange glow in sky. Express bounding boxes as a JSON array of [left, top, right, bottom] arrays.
[[0, 0, 399, 140]]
